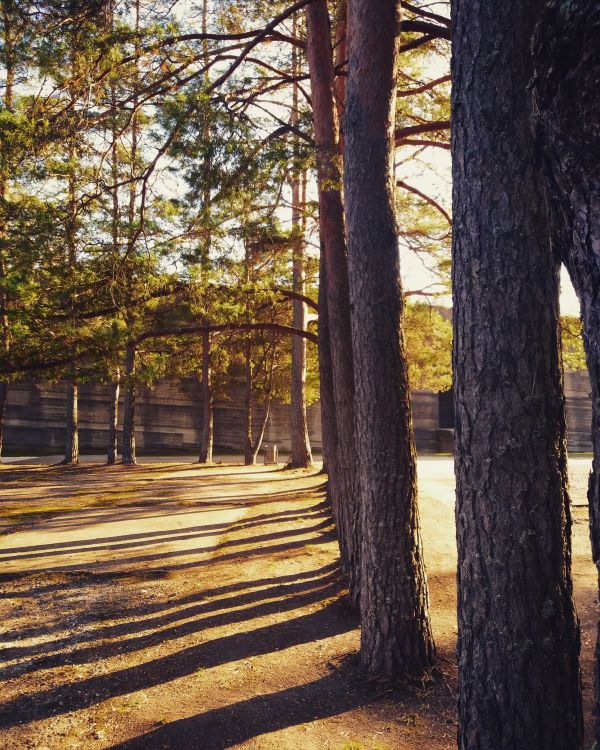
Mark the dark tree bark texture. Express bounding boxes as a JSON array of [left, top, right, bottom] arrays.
[[532, 1, 600, 742], [344, 0, 434, 677], [452, 0, 583, 746], [305, 0, 360, 609]]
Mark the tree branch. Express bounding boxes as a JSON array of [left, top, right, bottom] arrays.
[[396, 179, 452, 224]]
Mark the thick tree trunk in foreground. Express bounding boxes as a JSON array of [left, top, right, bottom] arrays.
[[344, 0, 434, 678], [121, 343, 136, 465], [107, 369, 120, 465], [532, 2, 600, 742], [306, 0, 360, 609], [452, 0, 583, 746], [63, 378, 79, 464], [198, 330, 213, 464]]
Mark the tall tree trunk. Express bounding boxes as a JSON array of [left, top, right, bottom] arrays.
[[198, 330, 213, 463], [290, 193, 313, 466], [532, 2, 600, 743], [317, 253, 346, 538], [305, 0, 360, 609], [107, 368, 120, 465], [0, 0, 15, 460], [344, 0, 434, 678], [121, 343, 136, 465], [452, 0, 583, 745], [244, 338, 255, 465], [63, 377, 79, 464], [289, 27, 312, 469]]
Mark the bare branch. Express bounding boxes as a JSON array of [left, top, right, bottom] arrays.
[[396, 179, 452, 224]]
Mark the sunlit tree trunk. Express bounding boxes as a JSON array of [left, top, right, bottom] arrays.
[[289, 54, 313, 467], [0, 0, 15, 460], [344, 0, 434, 677], [305, 0, 360, 608], [452, 0, 583, 745], [64, 377, 79, 464]]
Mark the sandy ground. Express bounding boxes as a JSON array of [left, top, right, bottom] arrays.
[[0, 457, 596, 749]]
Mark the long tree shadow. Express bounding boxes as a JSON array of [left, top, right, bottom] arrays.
[[0, 502, 328, 562], [0, 599, 356, 728], [110, 671, 374, 750], [0, 568, 344, 672], [0, 517, 335, 582], [0, 532, 335, 591]]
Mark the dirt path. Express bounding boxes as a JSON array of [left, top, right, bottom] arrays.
[[0, 460, 596, 749]]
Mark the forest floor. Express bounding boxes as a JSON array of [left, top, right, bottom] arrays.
[[0, 457, 596, 750]]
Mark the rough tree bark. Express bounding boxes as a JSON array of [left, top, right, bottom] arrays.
[[305, 0, 360, 609], [532, 2, 600, 743], [452, 0, 583, 746], [198, 330, 214, 464], [121, 343, 136, 465], [107, 368, 119, 465], [343, 0, 435, 678], [63, 377, 79, 464]]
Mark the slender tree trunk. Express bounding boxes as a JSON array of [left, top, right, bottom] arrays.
[[289, 27, 312, 468], [288, 19, 312, 469], [107, 368, 120, 465], [290, 199, 313, 466], [532, 2, 600, 743], [317, 253, 345, 529], [451, 0, 583, 745], [344, 0, 434, 678], [305, 0, 360, 609], [121, 343, 136, 465], [244, 339, 255, 465], [63, 377, 79, 464], [198, 330, 213, 463], [251, 398, 272, 465], [0, 0, 15, 460]]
